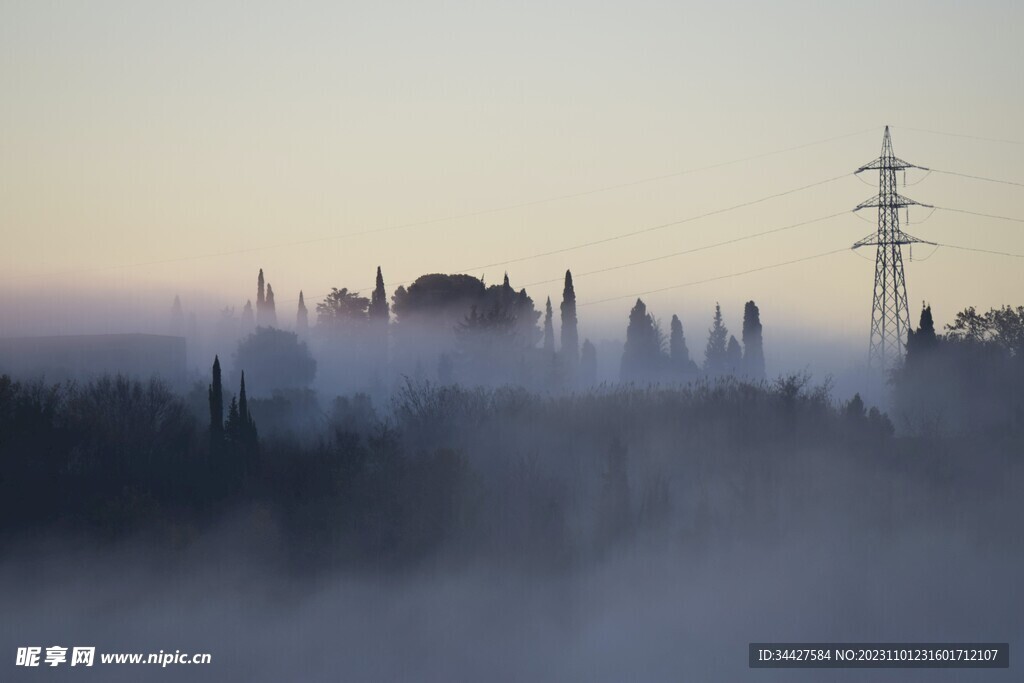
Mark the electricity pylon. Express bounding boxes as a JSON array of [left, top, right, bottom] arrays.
[[853, 126, 934, 371]]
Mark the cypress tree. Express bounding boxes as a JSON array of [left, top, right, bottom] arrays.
[[238, 371, 249, 428], [208, 356, 223, 444], [669, 314, 695, 376], [543, 297, 555, 355], [368, 266, 390, 322], [560, 270, 579, 371], [265, 284, 278, 328], [238, 372, 258, 448], [906, 303, 938, 368], [621, 298, 660, 382], [726, 335, 742, 374], [256, 269, 266, 324], [741, 300, 765, 380], [368, 267, 390, 367], [296, 291, 309, 336], [703, 303, 729, 376]]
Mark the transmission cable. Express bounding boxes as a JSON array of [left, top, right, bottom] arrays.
[[451, 173, 851, 274], [522, 211, 847, 287], [895, 126, 1024, 146], [578, 248, 848, 307], [930, 169, 1024, 188]]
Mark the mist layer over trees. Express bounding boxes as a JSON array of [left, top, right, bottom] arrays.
[[1, 267, 1020, 680]]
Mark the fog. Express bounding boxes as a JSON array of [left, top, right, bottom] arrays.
[[0, 272, 880, 402], [1, 272, 1021, 680], [3, 497, 1020, 681]]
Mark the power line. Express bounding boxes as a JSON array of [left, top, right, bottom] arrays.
[[523, 211, 847, 287], [579, 248, 848, 307], [896, 126, 1024, 146], [930, 169, 1024, 188], [293, 173, 853, 306], [453, 173, 851, 274], [935, 206, 1024, 223], [5, 127, 877, 285], [933, 242, 1024, 259]]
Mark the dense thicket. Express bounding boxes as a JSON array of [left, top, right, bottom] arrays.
[[894, 304, 1024, 436], [2, 369, 1016, 575]]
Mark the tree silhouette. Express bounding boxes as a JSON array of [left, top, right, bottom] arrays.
[[256, 268, 266, 325], [225, 372, 258, 449], [264, 283, 278, 328], [317, 288, 370, 330], [296, 291, 309, 337], [367, 267, 390, 371], [238, 372, 257, 447], [946, 305, 1024, 354], [454, 303, 521, 384], [234, 328, 316, 395], [561, 270, 579, 374], [896, 303, 1024, 436], [905, 303, 937, 370], [703, 303, 729, 376], [543, 297, 555, 356], [726, 335, 742, 374], [621, 298, 663, 382], [208, 355, 223, 445], [369, 266, 389, 322], [392, 274, 487, 325], [669, 314, 698, 378], [741, 300, 765, 380]]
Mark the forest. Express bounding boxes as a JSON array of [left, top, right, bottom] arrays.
[[1, 267, 1020, 575]]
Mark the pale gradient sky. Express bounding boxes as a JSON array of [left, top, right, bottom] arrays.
[[1, 0, 1022, 349]]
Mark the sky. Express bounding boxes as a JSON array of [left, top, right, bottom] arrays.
[[1, 0, 1022, 352]]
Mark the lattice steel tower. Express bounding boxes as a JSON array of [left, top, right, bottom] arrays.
[[853, 126, 933, 371]]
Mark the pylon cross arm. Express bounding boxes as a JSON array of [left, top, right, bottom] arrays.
[[852, 194, 933, 212], [855, 156, 928, 173]]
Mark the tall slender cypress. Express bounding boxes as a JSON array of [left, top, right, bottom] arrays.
[[368, 266, 390, 322], [368, 266, 390, 369], [238, 371, 249, 426], [726, 335, 742, 374], [238, 371, 258, 448], [741, 300, 765, 380], [265, 284, 278, 328], [296, 291, 309, 336], [543, 297, 555, 355], [208, 355, 223, 444], [670, 314, 695, 376], [256, 269, 266, 325], [560, 270, 579, 370]]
